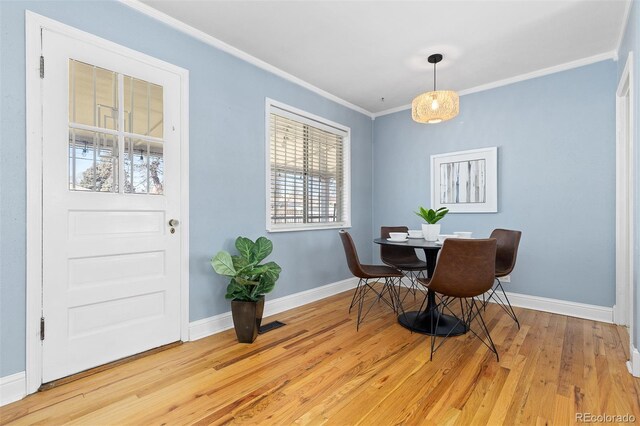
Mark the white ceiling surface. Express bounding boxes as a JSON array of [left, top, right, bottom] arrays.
[[140, 0, 629, 115]]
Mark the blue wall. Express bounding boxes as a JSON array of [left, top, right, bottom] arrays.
[[373, 61, 617, 306], [617, 0, 640, 348], [0, 1, 373, 377]]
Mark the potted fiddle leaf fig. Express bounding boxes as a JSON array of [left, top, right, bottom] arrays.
[[211, 236, 281, 343], [415, 206, 449, 241]]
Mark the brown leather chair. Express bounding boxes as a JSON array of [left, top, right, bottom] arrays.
[[418, 238, 499, 360], [485, 229, 522, 328], [339, 230, 403, 330], [380, 226, 428, 300]]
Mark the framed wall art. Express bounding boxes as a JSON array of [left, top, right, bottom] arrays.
[[430, 147, 498, 213]]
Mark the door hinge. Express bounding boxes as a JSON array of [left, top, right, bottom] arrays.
[[40, 317, 45, 340], [39, 55, 44, 79]]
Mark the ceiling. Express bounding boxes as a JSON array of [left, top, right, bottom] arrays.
[[139, 0, 629, 115]]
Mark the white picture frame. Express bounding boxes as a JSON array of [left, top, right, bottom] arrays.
[[431, 147, 498, 213]]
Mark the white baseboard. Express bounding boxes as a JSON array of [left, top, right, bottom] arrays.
[[189, 310, 235, 341], [0, 371, 26, 406], [189, 277, 358, 341], [487, 291, 613, 323], [628, 346, 640, 377]]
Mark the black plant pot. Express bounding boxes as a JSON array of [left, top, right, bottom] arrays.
[[231, 296, 265, 343]]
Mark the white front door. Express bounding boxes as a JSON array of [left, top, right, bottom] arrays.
[[41, 29, 183, 382]]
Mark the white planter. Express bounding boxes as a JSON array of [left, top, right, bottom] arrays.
[[422, 224, 441, 241]]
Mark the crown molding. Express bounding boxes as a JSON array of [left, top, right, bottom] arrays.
[[118, 0, 374, 118], [615, 0, 633, 60], [371, 103, 413, 119], [372, 51, 617, 119], [457, 51, 616, 97]]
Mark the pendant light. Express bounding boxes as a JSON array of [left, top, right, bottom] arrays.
[[411, 53, 459, 124]]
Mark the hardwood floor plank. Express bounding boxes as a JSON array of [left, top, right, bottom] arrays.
[[2, 289, 639, 425], [552, 393, 573, 426], [465, 363, 511, 425]]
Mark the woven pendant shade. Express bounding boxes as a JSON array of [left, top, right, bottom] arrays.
[[411, 53, 459, 124], [411, 90, 459, 124]]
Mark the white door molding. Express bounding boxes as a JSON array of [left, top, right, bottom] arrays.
[[628, 345, 640, 377], [614, 52, 634, 356], [25, 10, 189, 394]]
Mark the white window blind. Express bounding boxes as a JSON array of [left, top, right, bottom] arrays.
[[267, 103, 350, 231]]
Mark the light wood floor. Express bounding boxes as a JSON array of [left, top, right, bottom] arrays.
[[2, 287, 639, 425]]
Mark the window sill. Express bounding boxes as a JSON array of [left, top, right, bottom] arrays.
[[267, 223, 351, 233]]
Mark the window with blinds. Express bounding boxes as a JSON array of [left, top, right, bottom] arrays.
[[267, 102, 350, 231]]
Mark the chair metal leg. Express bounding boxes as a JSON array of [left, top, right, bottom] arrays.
[[485, 279, 520, 328], [356, 279, 380, 330], [427, 296, 499, 361], [352, 277, 401, 330], [410, 291, 430, 331], [428, 296, 467, 360], [461, 298, 499, 361], [471, 298, 499, 361], [430, 308, 443, 361], [391, 277, 405, 314], [397, 270, 428, 306], [348, 278, 364, 313], [496, 280, 519, 328], [356, 281, 367, 331]]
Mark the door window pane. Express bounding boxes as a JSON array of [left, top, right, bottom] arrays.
[[124, 138, 164, 195], [69, 60, 118, 130], [124, 76, 163, 138], [67, 60, 165, 195], [69, 129, 118, 192]]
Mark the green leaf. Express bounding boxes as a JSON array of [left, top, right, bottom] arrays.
[[426, 210, 436, 223], [415, 207, 429, 222], [235, 276, 258, 286], [235, 237, 254, 260], [432, 208, 449, 224], [254, 274, 276, 296], [211, 251, 236, 277], [251, 237, 273, 263], [231, 255, 250, 270], [260, 261, 282, 283], [226, 279, 251, 300]]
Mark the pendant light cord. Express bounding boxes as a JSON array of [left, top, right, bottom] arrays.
[[433, 61, 437, 91]]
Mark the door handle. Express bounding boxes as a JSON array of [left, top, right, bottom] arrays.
[[169, 219, 180, 227]]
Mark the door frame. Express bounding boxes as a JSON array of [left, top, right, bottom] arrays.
[[614, 52, 634, 355], [25, 11, 190, 394]]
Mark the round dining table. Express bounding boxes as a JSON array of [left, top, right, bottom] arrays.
[[373, 237, 467, 337]]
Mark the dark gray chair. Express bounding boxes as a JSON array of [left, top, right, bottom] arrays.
[[418, 238, 499, 360], [484, 228, 522, 328], [339, 230, 403, 330], [380, 226, 429, 302]]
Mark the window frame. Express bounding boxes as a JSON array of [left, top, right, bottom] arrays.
[[265, 98, 351, 232]]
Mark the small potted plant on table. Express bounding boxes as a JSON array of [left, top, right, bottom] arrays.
[[415, 206, 449, 241], [211, 236, 281, 343]]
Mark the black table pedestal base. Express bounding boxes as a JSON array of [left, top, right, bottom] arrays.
[[398, 310, 467, 336]]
